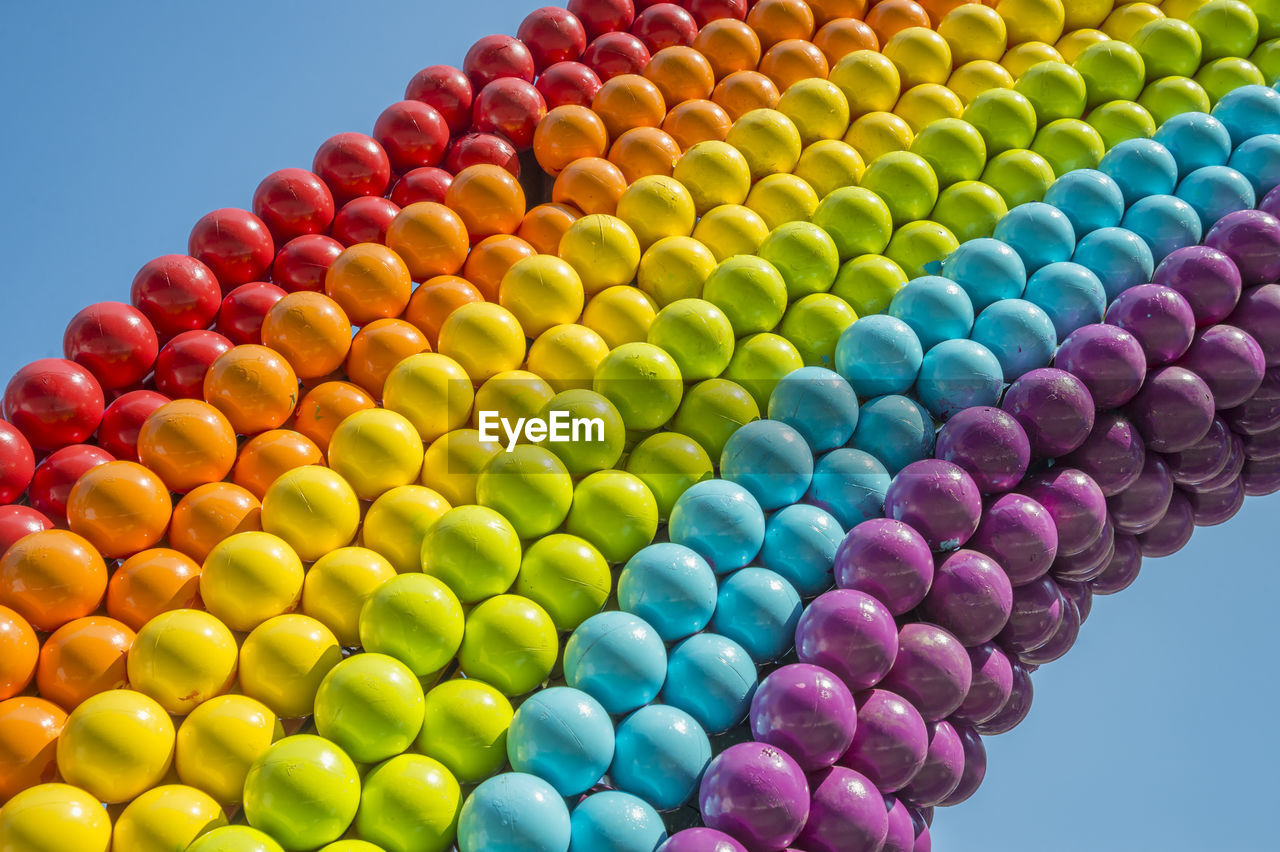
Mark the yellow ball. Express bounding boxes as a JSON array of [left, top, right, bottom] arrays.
[[57, 689, 175, 803], [672, 140, 753, 215], [1055, 28, 1110, 64], [1063, 0, 1114, 30], [498, 255, 586, 338], [438, 302, 527, 384], [0, 784, 112, 852], [559, 214, 642, 295], [261, 465, 359, 562], [939, 4, 1009, 65], [1163, 0, 1210, 20], [726, 109, 804, 181], [997, 0, 1066, 45], [616, 175, 698, 249], [1102, 3, 1165, 41], [327, 408, 424, 501], [844, 112, 915, 162], [421, 428, 503, 506], [746, 173, 822, 230], [383, 352, 476, 443], [176, 694, 283, 806], [777, 79, 850, 145], [884, 27, 953, 88], [692, 204, 771, 261], [894, 83, 965, 133], [1001, 41, 1064, 78], [363, 485, 451, 574], [128, 609, 237, 715], [112, 785, 227, 852], [200, 531, 304, 633], [526, 324, 611, 392], [829, 50, 902, 116], [723, 332, 805, 411], [792, 141, 864, 199], [637, 236, 718, 306], [474, 369, 556, 432], [302, 546, 397, 645], [238, 614, 342, 719], [949, 60, 1016, 105], [584, 285, 659, 348]]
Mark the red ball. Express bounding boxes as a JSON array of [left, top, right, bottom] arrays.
[[390, 167, 454, 207], [330, 196, 400, 247], [632, 3, 700, 51], [252, 168, 336, 243], [188, 208, 275, 290], [463, 35, 537, 90], [312, 132, 392, 203], [217, 283, 286, 346], [271, 235, 344, 294], [445, 133, 521, 177], [0, 420, 34, 505], [97, 390, 170, 463], [62, 302, 159, 391], [154, 330, 233, 399], [0, 505, 53, 555], [518, 6, 590, 70], [472, 79, 548, 150], [3, 360, 105, 452], [405, 65, 475, 135], [581, 32, 652, 80], [568, 0, 636, 38], [536, 61, 604, 108], [129, 255, 222, 339], [684, 0, 749, 26], [29, 444, 115, 521], [373, 101, 451, 173]]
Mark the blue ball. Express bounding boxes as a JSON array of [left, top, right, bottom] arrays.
[[939, 237, 1027, 313], [804, 448, 891, 531], [720, 419, 814, 511], [661, 632, 758, 734], [1228, 133, 1280, 198], [458, 772, 572, 852], [1176, 165, 1258, 230], [914, 338, 1003, 419], [1153, 112, 1233, 179], [564, 612, 669, 716], [569, 791, 667, 852], [993, 202, 1077, 274], [1213, 84, 1280, 147], [834, 314, 924, 398], [668, 480, 767, 573], [1023, 261, 1107, 341], [1120, 194, 1204, 262], [1099, 138, 1179, 207], [971, 299, 1058, 381], [506, 688, 616, 797], [768, 366, 859, 453], [709, 567, 803, 664], [617, 543, 718, 642], [888, 276, 976, 350], [1071, 226, 1155, 302], [1043, 169, 1125, 236], [609, 704, 711, 811], [851, 394, 936, 475], [759, 503, 844, 596]]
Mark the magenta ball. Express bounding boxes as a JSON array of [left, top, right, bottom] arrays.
[[1165, 417, 1232, 486], [796, 767, 890, 852], [1197, 430, 1244, 491], [1104, 284, 1196, 366], [882, 797, 915, 852], [1107, 453, 1174, 534], [921, 550, 1013, 647], [1177, 325, 1266, 409], [659, 829, 748, 852], [1062, 411, 1146, 496], [1186, 477, 1245, 526], [1021, 593, 1080, 665], [1125, 365, 1216, 452], [834, 519, 935, 615], [1090, 532, 1142, 595], [749, 664, 858, 772], [1244, 457, 1280, 494], [1050, 516, 1115, 582], [1203, 209, 1280, 286], [968, 494, 1058, 586], [1019, 468, 1107, 557], [900, 721, 964, 809], [953, 642, 1015, 726], [1054, 324, 1147, 409], [1226, 284, 1280, 367], [933, 407, 1030, 495], [1243, 424, 1280, 461], [1223, 366, 1280, 434], [973, 662, 1032, 737], [795, 590, 899, 693], [840, 689, 928, 793], [1059, 579, 1092, 623], [1152, 246, 1242, 327], [699, 742, 810, 852], [883, 460, 983, 552], [995, 575, 1064, 655], [878, 623, 972, 723], [1137, 489, 1194, 557], [1001, 368, 1095, 459], [906, 805, 931, 852], [937, 724, 986, 805]]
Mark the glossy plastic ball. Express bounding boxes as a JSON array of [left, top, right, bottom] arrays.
[[617, 542, 718, 642], [878, 622, 973, 722], [238, 615, 341, 718], [243, 735, 360, 850], [175, 694, 282, 806], [851, 394, 936, 476], [667, 479, 766, 572], [507, 687, 614, 797], [459, 595, 558, 696], [834, 315, 923, 399], [563, 611, 667, 715], [0, 783, 112, 852], [662, 633, 758, 734], [57, 689, 174, 802], [457, 772, 571, 852], [699, 742, 810, 851], [3, 358, 104, 452], [915, 339, 1003, 419], [0, 529, 107, 632], [416, 679, 513, 784]]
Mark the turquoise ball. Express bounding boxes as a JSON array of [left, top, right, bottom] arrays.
[[1099, 138, 1179, 207], [914, 338, 1003, 419], [564, 611, 668, 716], [506, 688, 615, 797], [767, 366, 860, 453], [668, 480, 767, 573], [834, 315, 924, 398], [617, 543, 718, 642], [992, 201, 1077, 274], [1121, 194, 1204, 262], [609, 704, 711, 811], [803, 449, 891, 531], [1023, 261, 1108, 341], [1043, 169, 1125, 236], [851, 394, 936, 475], [710, 567, 803, 664], [759, 503, 845, 597], [939, 237, 1027, 313], [569, 792, 668, 852], [1153, 111, 1234, 178], [458, 773, 571, 852], [1071, 226, 1155, 301], [661, 633, 758, 734], [720, 419, 815, 511], [887, 276, 976, 350], [971, 299, 1058, 381]]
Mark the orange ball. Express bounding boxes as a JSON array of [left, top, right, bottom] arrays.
[[592, 74, 668, 140], [533, 105, 610, 177], [553, 157, 629, 216], [291, 381, 376, 453], [644, 46, 716, 105], [445, 164, 527, 243], [346, 318, 430, 399], [36, 616, 135, 711], [203, 345, 300, 436], [405, 275, 487, 346], [386, 201, 470, 280], [168, 484, 262, 565], [261, 291, 353, 381], [324, 243, 413, 326], [0, 696, 66, 801], [866, 0, 932, 44], [137, 399, 237, 494], [462, 235, 538, 302], [609, 127, 682, 182], [67, 461, 173, 560], [759, 39, 831, 91], [693, 19, 764, 80], [107, 548, 204, 631], [747, 0, 817, 49], [0, 605, 37, 700], [663, 99, 733, 149], [713, 70, 782, 120], [809, 0, 870, 26], [0, 530, 107, 632], [517, 203, 582, 256], [815, 18, 880, 65], [232, 430, 324, 500]]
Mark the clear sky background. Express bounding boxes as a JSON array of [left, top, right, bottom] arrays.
[[2, 3, 1277, 849]]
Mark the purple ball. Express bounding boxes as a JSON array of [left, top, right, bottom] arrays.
[[878, 623, 972, 723], [1152, 245, 1242, 327], [1242, 424, 1280, 461], [1165, 417, 1232, 486], [908, 805, 931, 851], [699, 743, 810, 852], [1050, 516, 1115, 582], [1001, 368, 1096, 458], [1262, 183, 1280, 217], [1090, 532, 1142, 595], [795, 590, 898, 693], [1226, 284, 1280, 367], [840, 689, 928, 793], [1019, 468, 1108, 557], [1177, 325, 1266, 409], [884, 460, 983, 552], [953, 642, 1015, 726], [1222, 366, 1280, 435], [967, 494, 1059, 585], [932, 407, 1030, 495], [1196, 429, 1244, 492], [1244, 456, 1280, 494], [834, 519, 935, 616], [1059, 579, 1093, 623], [1108, 453, 1174, 534], [1203, 209, 1280, 286], [1062, 411, 1146, 496], [1054, 324, 1148, 409], [1136, 489, 1194, 557], [974, 662, 1033, 736], [796, 767, 889, 852], [1020, 594, 1081, 664], [921, 550, 1013, 647], [881, 797, 915, 852], [937, 724, 986, 806], [659, 829, 749, 852], [750, 664, 857, 773], [1186, 477, 1245, 526], [1104, 284, 1197, 366], [995, 575, 1064, 655], [1125, 365, 1216, 452], [900, 721, 964, 808]]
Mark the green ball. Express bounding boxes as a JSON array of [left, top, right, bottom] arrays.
[[1088, 100, 1157, 148], [982, 148, 1058, 207], [757, 222, 841, 299], [647, 299, 735, 381], [963, 89, 1039, 155], [515, 533, 610, 630], [930, 180, 1009, 243], [458, 594, 558, 696], [1138, 76, 1212, 126], [417, 679, 513, 783], [359, 573, 464, 677], [625, 432, 714, 518], [536, 388, 626, 475], [1133, 19, 1204, 80], [1031, 118, 1106, 176], [1014, 61, 1088, 123], [1073, 41, 1147, 108], [419, 505, 521, 603], [565, 470, 660, 563], [1190, 0, 1260, 60], [1250, 37, 1280, 84], [779, 293, 859, 368], [723, 332, 805, 412], [701, 255, 789, 336], [1196, 57, 1266, 104], [909, 119, 988, 187], [355, 754, 460, 852], [314, 653, 425, 764], [243, 735, 361, 851], [187, 827, 284, 852], [476, 445, 574, 540], [811, 187, 894, 261], [1254, 0, 1280, 40], [672, 378, 761, 462], [830, 255, 908, 317], [885, 221, 960, 280], [592, 341, 685, 432], [320, 841, 383, 852], [859, 151, 940, 226]]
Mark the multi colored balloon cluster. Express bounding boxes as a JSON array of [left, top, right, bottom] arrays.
[[3, 0, 1280, 851]]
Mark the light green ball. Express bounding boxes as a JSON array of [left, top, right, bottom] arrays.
[[982, 148, 1058, 207], [419, 505, 521, 603], [1014, 61, 1088, 123], [779, 293, 859, 368], [355, 755, 461, 852], [757, 222, 841, 299], [701, 255, 789, 336], [1073, 41, 1147, 108], [1250, 37, 1280, 83], [1088, 100, 1158, 148], [1190, 0, 1260, 60], [320, 842, 382, 852], [314, 653, 425, 764], [811, 187, 894, 261], [515, 533, 610, 631], [672, 378, 762, 462], [242, 736, 361, 852], [476, 445, 574, 540], [416, 679, 514, 783], [593, 342, 685, 432], [458, 595, 558, 696], [830, 255, 908, 317], [1195, 57, 1267, 104], [723, 332, 805, 412], [359, 573, 465, 677], [565, 470, 660, 564], [963, 89, 1039, 155], [534, 389, 626, 476], [859, 151, 940, 226], [1132, 19, 1204, 80], [909, 118, 988, 187], [1138, 76, 1212, 126], [625, 432, 714, 518], [931, 180, 1009, 242], [187, 826, 284, 852], [1031, 118, 1106, 176], [1254, 0, 1280, 40], [885, 221, 960, 280], [647, 298, 735, 381], [637, 236, 717, 307]]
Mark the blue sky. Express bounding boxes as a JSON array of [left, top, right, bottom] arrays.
[[2, 3, 1277, 849]]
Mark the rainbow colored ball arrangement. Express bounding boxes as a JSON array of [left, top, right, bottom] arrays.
[[4, 0, 1280, 850]]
